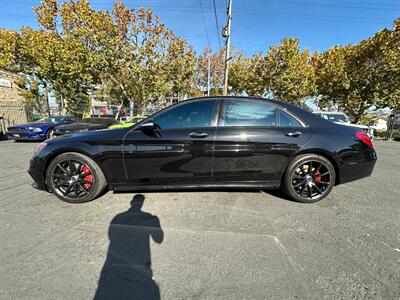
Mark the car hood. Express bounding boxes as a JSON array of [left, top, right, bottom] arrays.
[[49, 127, 128, 143], [9, 122, 54, 128], [55, 123, 107, 131]]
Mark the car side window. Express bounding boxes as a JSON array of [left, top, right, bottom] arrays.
[[278, 110, 302, 127], [220, 100, 303, 127], [64, 118, 74, 124], [221, 99, 278, 127], [154, 100, 215, 129]]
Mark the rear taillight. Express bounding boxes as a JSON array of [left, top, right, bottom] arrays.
[[355, 131, 373, 148]]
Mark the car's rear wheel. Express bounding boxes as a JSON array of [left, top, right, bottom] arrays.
[[283, 154, 335, 203], [46, 152, 106, 203]]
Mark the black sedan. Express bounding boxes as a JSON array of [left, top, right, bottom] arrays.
[[53, 117, 118, 136], [28, 97, 376, 203]]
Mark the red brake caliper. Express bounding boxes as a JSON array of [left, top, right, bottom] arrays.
[[314, 170, 321, 182], [82, 166, 93, 189]]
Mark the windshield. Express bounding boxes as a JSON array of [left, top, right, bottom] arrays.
[[130, 117, 146, 123], [36, 116, 63, 123], [321, 114, 348, 123]]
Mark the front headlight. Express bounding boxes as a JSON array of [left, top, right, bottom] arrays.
[[29, 127, 42, 132]]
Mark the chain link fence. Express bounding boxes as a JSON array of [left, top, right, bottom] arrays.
[[0, 103, 28, 139], [0, 103, 128, 139], [0, 98, 178, 139]]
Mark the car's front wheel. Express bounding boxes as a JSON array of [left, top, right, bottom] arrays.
[[46, 152, 106, 203], [46, 129, 54, 139], [283, 154, 336, 203]]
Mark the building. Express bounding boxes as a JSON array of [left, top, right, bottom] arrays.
[[0, 69, 27, 129]]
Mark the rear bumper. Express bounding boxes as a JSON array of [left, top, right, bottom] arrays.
[[339, 148, 377, 184], [27, 155, 47, 190], [6, 131, 46, 141]]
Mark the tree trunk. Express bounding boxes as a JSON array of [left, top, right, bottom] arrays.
[[353, 100, 366, 124]]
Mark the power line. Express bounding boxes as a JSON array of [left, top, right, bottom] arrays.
[[198, 0, 212, 96], [198, 0, 211, 49], [213, 0, 222, 49]]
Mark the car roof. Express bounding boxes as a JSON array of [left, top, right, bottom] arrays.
[[173, 96, 302, 109], [85, 117, 115, 120], [312, 111, 347, 115], [151, 96, 341, 128]]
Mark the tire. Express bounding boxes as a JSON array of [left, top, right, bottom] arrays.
[[283, 154, 336, 203], [46, 152, 107, 203], [46, 129, 54, 139]]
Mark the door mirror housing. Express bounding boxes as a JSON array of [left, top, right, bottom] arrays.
[[139, 121, 156, 132]]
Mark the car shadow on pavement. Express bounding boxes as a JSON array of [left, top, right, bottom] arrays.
[[94, 194, 164, 300], [114, 188, 294, 202], [260, 189, 294, 202]]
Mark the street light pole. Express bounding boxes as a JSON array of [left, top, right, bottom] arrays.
[[223, 0, 232, 96], [207, 54, 211, 96]]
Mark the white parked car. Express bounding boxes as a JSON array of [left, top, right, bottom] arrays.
[[370, 118, 387, 132], [313, 111, 374, 139]]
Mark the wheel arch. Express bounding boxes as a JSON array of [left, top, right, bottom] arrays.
[[294, 149, 340, 185], [45, 126, 55, 133], [280, 149, 340, 185], [42, 148, 108, 188]]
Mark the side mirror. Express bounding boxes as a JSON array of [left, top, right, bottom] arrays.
[[139, 121, 156, 132]]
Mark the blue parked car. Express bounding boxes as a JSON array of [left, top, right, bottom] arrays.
[[6, 116, 77, 141]]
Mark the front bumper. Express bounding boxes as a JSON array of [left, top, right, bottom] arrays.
[[6, 131, 46, 141], [27, 155, 47, 190]]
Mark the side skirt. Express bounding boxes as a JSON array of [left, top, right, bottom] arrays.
[[109, 181, 281, 192]]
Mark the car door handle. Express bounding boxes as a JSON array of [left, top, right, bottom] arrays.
[[189, 132, 208, 138], [285, 131, 303, 137]]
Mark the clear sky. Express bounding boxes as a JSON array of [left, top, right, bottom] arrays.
[[0, 0, 399, 55]]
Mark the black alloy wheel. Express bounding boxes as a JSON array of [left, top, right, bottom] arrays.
[[46, 152, 106, 203], [46, 129, 54, 139], [283, 154, 336, 203]]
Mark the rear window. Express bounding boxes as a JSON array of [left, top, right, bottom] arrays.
[[321, 114, 348, 123], [220, 100, 302, 127], [221, 100, 277, 127], [278, 110, 302, 127]]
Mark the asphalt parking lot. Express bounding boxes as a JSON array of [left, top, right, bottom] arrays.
[[0, 140, 399, 299]]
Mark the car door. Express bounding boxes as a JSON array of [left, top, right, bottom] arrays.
[[123, 99, 218, 186], [212, 98, 311, 184]]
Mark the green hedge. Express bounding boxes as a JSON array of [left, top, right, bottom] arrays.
[[392, 130, 400, 141], [375, 130, 400, 140]]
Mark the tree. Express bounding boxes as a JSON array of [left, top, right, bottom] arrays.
[[229, 52, 266, 96], [265, 38, 316, 105], [372, 18, 400, 111], [15, 77, 51, 114], [4, 0, 196, 113], [9, 0, 99, 114], [195, 48, 225, 96], [314, 19, 400, 122], [89, 2, 197, 108], [312, 46, 351, 111], [0, 29, 20, 70], [313, 43, 380, 122], [166, 34, 196, 98]]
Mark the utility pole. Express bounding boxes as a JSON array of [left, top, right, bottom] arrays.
[[223, 0, 232, 96], [207, 54, 211, 96]]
